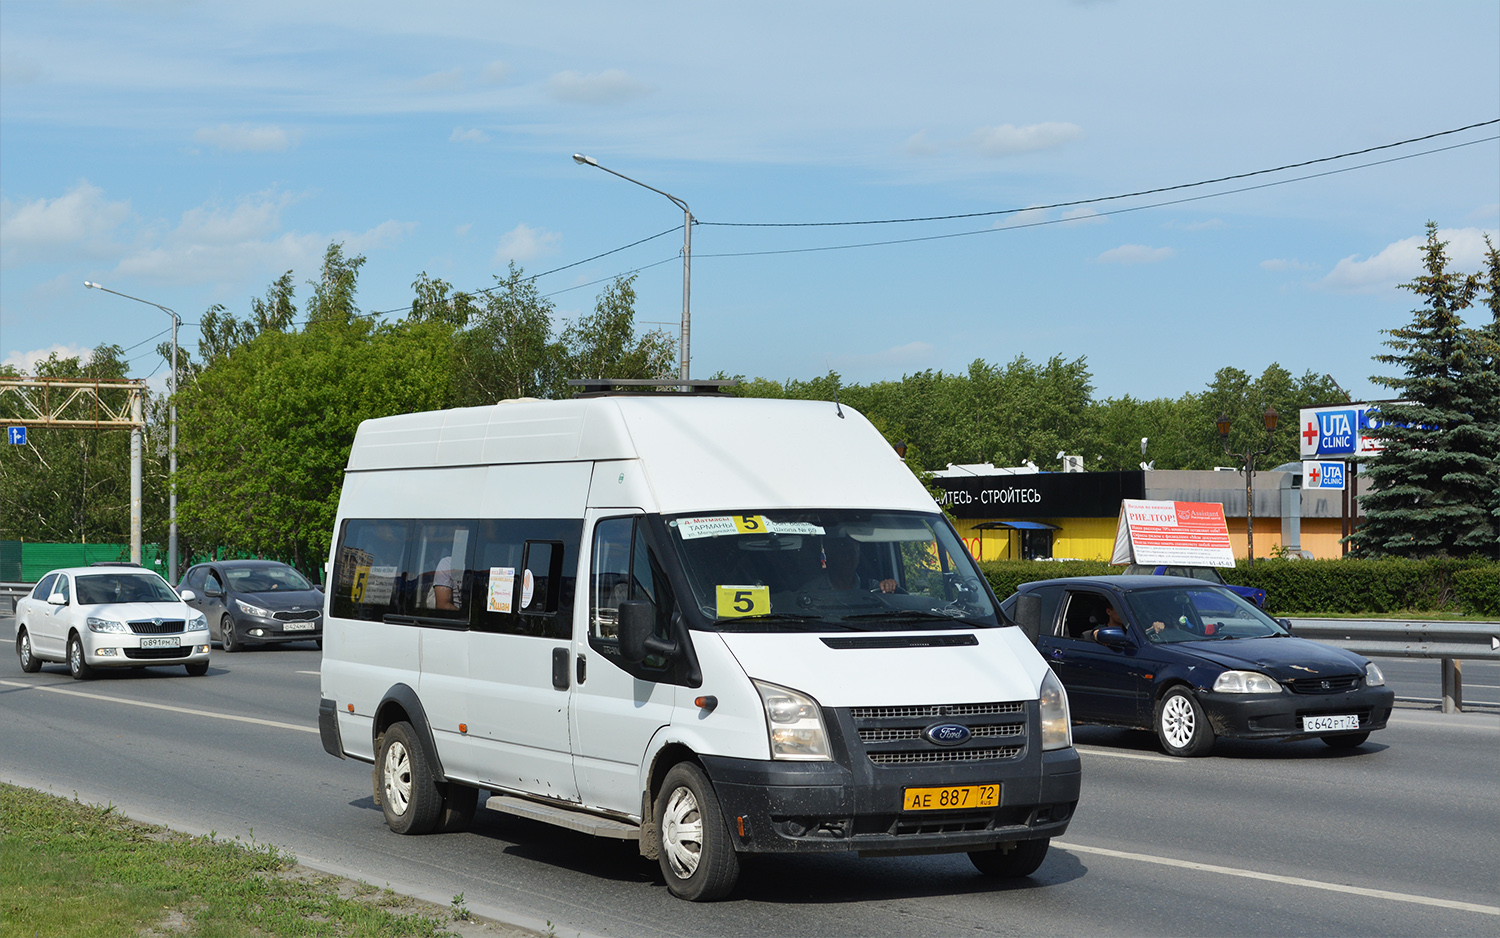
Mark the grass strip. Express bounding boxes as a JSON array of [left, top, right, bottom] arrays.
[[0, 782, 461, 937]]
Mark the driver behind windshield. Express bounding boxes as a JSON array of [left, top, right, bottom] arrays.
[[805, 535, 899, 594]]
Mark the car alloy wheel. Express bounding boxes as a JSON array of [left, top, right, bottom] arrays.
[[18, 631, 42, 673], [1156, 686, 1214, 756], [68, 635, 95, 681], [220, 615, 240, 653]]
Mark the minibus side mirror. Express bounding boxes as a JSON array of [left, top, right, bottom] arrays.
[[618, 600, 678, 663], [1014, 593, 1042, 644]]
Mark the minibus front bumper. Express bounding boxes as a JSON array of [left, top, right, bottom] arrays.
[[698, 703, 1080, 856]]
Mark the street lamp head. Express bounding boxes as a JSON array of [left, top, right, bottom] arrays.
[[893, 440, 908, 459], [572, 153, 597, 166], [1216, 412, 1231, 441], [84, 280, 101, 289], [1262, 405, 1279, 433]]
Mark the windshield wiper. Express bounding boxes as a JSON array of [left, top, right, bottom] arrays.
[[840, 610, 973, 623], [711, 613, 847, 631]]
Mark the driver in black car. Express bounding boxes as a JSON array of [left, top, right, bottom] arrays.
[[1087, 603, 1170, 643]]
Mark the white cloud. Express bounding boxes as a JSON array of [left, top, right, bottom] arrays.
[[455, 222, 473, 238], [494, 223, 561, 264], [1319, 227, 1498, 294], [967, 122, 1083, 157], [3, 344, 94, 374], [345, 220, 417, 252], [903, 130, 938, 157], [481, 61, 511, 84], [0, 181, 131, 265], [1061, 207, 1105, 226], [450, 127, 489, 144], [193, 124, 294, 152], [546, 69, 652, 105], [1097, 244, 1174, 264], [1261, 258, 1318, 272], [993, 206, 1050, 229], [415, 67, 464, 92], [1172, 218, 1225, 231]]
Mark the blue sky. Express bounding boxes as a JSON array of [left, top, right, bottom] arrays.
[[3, 1, 1497, 403]]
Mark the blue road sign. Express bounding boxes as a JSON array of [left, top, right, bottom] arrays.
[[7, 426, 27, 445]]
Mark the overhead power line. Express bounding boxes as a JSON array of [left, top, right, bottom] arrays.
[[699, 118, 1500, 228], [694, 135, 1499, 260]]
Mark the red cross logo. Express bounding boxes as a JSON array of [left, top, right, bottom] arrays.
[[1307, 465, 1320, 485], [1302, 421, 1318, 447]]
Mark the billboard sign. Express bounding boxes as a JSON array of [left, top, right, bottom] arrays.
[[1299, 403, 1404, 459], [1302, 460, 1345, 491], [1110, 499, 1235, 568]]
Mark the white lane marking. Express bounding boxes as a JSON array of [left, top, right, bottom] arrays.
[[1074, 745, 1179, 763], [1056, 841, 1499, 916], [0, 679, 319, 735], [295, 670, 321, 675]]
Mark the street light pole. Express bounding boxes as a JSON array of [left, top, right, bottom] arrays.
[[1217, 406, 1279, 568], [85, 281, 179, 583], [573, 154, 693, 382]]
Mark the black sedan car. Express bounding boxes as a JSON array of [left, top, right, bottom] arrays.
[[179, 560, 323, 652], [1001, 576, 1393, 756]]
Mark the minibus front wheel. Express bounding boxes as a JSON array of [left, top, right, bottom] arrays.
[[654, 762, 740, 901]]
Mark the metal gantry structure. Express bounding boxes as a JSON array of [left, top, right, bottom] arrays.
[[0, 376, 149, 563]]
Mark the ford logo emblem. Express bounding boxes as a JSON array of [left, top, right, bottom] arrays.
[[922, 723, 972, 747]]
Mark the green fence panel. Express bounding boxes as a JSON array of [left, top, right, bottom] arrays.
[[0, 541, 21, 581], [21, 543, 132, 581]]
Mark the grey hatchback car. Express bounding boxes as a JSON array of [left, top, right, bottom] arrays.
[[179, 560, 323, 652]]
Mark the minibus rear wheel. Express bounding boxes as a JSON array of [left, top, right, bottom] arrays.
[[378, 722, 444, 834], [653, 762, 739, 901]]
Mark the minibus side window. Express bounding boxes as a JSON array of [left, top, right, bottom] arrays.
[[331, 519, 410, 622], [589, 517, 673, 672], [472, 520, 579, 640], [408, 521, 475, 624]]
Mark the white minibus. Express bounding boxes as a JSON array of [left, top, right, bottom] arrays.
[[319, 387, 1080, 900]]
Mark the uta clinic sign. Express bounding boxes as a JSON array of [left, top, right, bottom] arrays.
[[1298, 403, 1401, 459]]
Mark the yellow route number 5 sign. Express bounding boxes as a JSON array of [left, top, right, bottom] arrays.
[[716, 584, 770, 618]]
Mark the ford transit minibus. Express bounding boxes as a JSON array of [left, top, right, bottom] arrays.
[[319, 388, 1079, 900]]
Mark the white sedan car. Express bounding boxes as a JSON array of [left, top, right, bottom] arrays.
[[15, 565, 211, 679]]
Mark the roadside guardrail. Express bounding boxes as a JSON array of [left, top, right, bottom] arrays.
[[1289, 618, 1500, 713], [1, 582, 33, 615]]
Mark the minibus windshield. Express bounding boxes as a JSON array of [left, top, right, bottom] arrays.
[[665, 510, 997, 631]]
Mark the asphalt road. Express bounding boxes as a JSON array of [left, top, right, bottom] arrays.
[[3, 615, 1497, 937]]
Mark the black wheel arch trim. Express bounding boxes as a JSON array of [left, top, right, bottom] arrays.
[[374, 683, 447, 781]]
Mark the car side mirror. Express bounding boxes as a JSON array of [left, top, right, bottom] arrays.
[[204, 586, 224, 598], [47, 591, 67, 606], [178, 589, 197, 603], [1014, 593, 1042, 644], [618, 600, 677, 664], [1095, 627, 1130, 647], [1277, 617, 1294, 636]]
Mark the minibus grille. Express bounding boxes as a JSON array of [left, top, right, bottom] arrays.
[[869, 746, 1023, 765], [846, 700, 1029, 767]]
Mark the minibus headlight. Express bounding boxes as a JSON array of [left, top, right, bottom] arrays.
[[753, 679, 831, 761], [1212, 670, 1280, 694], [1040, 670, 1073, 751], [87, 617, 129, 633]]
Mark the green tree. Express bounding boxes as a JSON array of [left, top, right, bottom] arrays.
[[560, 274, 677, 382], [1353, 222, 1493, 558]]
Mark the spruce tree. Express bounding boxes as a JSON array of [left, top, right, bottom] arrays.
[[1352, 223, 1492, 558]]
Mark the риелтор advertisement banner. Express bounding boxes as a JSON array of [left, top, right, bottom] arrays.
[[1111, 499, 1235, 568]]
